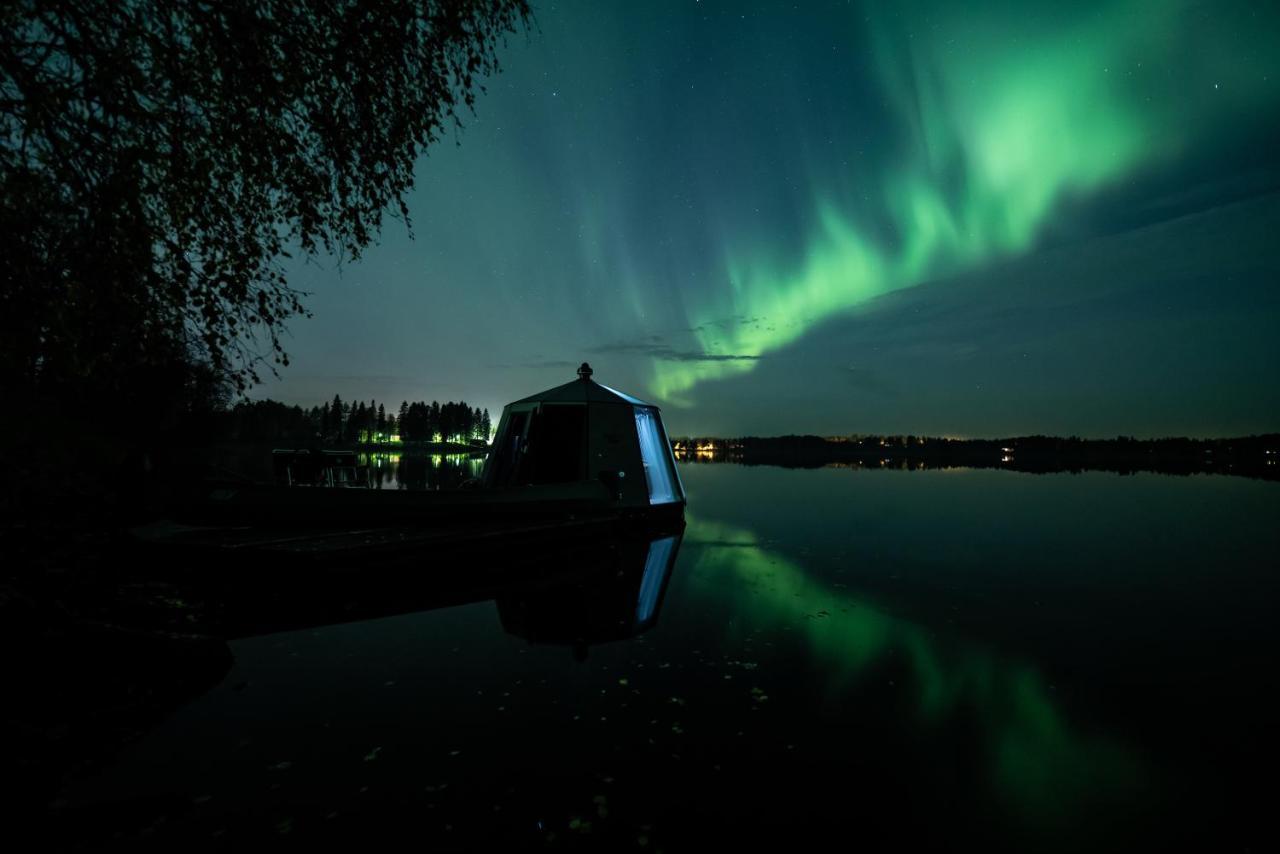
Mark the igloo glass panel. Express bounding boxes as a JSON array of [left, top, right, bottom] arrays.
[[634, 407, 678, 504]]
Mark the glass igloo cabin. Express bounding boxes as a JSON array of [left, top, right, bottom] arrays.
[[481, 363, 685, 513]]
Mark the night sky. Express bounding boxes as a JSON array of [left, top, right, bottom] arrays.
[[257, 0, 1280, 438]]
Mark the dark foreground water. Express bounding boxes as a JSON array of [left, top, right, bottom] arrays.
[[57, 463, 1279, 850]]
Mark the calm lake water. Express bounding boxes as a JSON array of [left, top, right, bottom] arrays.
[[57, 461, 1279, 850]]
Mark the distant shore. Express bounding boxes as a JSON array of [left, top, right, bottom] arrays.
[[670, 433, 1280, 480]]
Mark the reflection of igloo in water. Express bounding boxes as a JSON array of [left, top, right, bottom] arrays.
[[497, 530, 682, 659]]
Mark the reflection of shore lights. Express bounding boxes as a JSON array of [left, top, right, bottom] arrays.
[[1001, 455, 1013, 463]]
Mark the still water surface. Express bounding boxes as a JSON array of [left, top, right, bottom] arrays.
[[61, 462, 1279, 849]]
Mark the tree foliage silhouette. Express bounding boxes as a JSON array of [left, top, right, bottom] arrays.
[[1, 0, 531, 395]]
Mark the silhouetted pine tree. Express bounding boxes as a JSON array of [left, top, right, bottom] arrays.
[[330, 395, 343, 442]]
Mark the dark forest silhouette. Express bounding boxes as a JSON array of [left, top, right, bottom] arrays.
[[222, 396, 491, 445]]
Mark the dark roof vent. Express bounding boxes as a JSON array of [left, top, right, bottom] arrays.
[[577, 362, 593, 381]]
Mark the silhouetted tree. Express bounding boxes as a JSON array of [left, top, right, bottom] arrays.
[[330, 394, 344, 442], [354, 401, 368, 442], [2, 0, 532, 397]]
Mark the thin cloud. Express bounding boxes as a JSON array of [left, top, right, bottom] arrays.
[[589, 340, 760, 362]]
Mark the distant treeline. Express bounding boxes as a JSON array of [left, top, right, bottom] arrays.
[[671, 434, 1280, 480], [215, 396, 492, 445]]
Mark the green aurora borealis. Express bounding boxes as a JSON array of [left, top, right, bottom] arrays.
[[265, 1, 1280, 436], [652, 1, 1280, 402]]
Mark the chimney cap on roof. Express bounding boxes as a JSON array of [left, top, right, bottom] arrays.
[[577, 362, 593, 381]]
